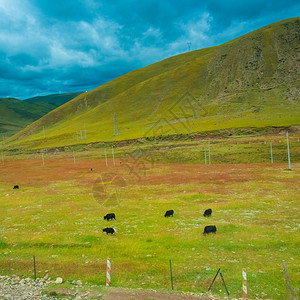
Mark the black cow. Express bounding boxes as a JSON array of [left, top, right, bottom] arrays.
[[103, 227, 115, 234], [203, 208, 212, 217], [164, 210, 174, 217], [90, 168, 93, 171], [13, 185, 19, 189], [203, 225, 217, 235], [104, 213, 116, 221]]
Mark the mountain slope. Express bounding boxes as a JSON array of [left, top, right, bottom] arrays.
[[0, 98, 49, 139], [0, 92, 82, 138], [24, 92, 83, 108], [6, 17, 300, 150]]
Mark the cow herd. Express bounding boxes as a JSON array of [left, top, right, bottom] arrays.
[[102, 209, 217, 235], [12, 185, 217, 236]]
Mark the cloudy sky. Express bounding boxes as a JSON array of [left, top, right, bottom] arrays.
[[0, 0, 299, 99]]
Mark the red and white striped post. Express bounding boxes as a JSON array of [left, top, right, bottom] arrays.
[[243, 268, 247, 299], [106, 257, 111, 286]]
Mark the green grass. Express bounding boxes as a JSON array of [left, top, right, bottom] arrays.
[[0, 156, 299, 299], [0, 16, 299, 300]]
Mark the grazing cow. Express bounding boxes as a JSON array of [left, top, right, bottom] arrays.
[[164, 210, 174, 217], [90, 168, 93, 171], [104, 213, 116, 221], [203, 208, 212, 217], [203, 225, 217, 235], [103, 227, 115, 234], [13, 185, 19, 189]]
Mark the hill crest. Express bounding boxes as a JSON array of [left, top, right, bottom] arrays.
[[5, 17, 300, 150]]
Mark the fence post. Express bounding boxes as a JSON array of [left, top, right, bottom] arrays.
[[270, 142, 273, 164], [33, 256, 36, 280], [112, 146, 115, 166], [243, 268, 247, 299], [73, 151, 76, 165], [286, 132, 291, 170], [106, 258, 111, 286], [208, 141, 211, 165], [105, 149, 108, 167], [169, 259, 174, 290], [283, 260, 294, 300]]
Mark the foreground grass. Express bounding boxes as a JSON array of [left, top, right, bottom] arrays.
[[0, 157, 299, 299]]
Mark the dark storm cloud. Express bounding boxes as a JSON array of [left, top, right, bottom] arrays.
[[0, 0, 299, 99]]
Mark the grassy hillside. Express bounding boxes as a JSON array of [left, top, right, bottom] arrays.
[[0, 98, 49, 139], [24, 92, 83, 108], [0, 93, 82, 139], [5, 17, 300, 150]]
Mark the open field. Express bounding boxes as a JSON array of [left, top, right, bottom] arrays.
[[0, 147, 299, 299], [0, 11, 299, 300]]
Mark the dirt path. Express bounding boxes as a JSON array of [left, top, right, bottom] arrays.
[[101, 288, 220, 300]]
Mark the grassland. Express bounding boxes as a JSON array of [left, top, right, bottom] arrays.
[[0, 136, 299, 299], [0, 17, 299, 300]]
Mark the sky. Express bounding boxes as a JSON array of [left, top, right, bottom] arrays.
[[0, 0, 299, 99]]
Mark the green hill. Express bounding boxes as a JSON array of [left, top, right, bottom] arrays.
[[5, 17, 300, 150], [0, 92, 82, 139], [24, 92, 83, 108], [0, 98, 49, 139]]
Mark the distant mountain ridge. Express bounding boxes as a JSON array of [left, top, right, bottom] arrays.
[[0, 92, 82, 138], [5, 17, 300, 150], [25, 92, 83, 107]]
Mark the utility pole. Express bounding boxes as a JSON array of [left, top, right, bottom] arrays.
[[113, 113, 120, 136], [84, 123, 87, 139]]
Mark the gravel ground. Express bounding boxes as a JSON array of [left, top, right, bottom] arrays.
[[0, 275, 229, 300], [0, 275, 102, 299], [0, 276, 47, 299]]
